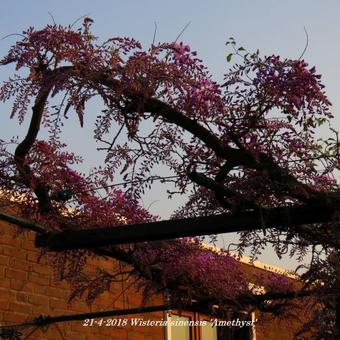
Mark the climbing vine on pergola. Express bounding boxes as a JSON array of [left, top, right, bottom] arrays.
[[0, 19, 339, 338]]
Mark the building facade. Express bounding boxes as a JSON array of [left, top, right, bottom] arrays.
[[0, 215, 311, 339]]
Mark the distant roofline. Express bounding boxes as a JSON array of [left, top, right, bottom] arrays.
[[201, 242, 299, 279]]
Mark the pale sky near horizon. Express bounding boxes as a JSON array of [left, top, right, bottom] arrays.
[[1, 0, 339, 270]]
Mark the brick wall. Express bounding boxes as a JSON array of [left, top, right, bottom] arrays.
[[0, 213, 315, 340], [0, 218, 165, 340]]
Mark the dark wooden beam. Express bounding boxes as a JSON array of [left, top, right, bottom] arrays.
[[35, 204, 335, 251], [0, 210, 52, 233], [0, 305, 173, 330]]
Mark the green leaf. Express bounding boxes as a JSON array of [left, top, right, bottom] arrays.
[[238, 46, 245, 51], [226, 53, 233, 62]]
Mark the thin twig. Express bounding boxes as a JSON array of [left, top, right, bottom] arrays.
[[23, 325, 40, 340], [54, 323, 66, 340], [70, 13, 91, 28], [48, 11, 56, 25], [298, 26, 309, 60], [1, 32, 26, 40], [174, 21, 191, 42], [152, 21, 158, 45]]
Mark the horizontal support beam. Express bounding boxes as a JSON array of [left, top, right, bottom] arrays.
[[35, 204, 335, 251], [0, 305, 172, 330], [0, 210, 52, 233], [39, 304, 170, 325]]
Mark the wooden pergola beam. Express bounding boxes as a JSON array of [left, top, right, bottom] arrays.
[[35, 203, 335, 251], [0, 210, 52, 233]]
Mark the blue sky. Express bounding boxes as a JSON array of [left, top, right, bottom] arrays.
[[1, 0, 339, 269]]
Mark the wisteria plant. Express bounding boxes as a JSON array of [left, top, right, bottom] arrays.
[[0, 19, 339, 338]]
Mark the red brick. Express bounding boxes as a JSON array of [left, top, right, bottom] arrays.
[[61, 331, 87, 340], [44, 287, 68, 299], [5, 268, 27, 281], [0, 223, 16, 235], [49, 307, 71, 315], [28, 272, 50, 285], [88, 297, 111, 308], [86, 336, 107, 340], [10, 302, 32, 314], [0, 277, 11, 288], [0, 288, 16, 301], [20, 239, 36, 251], [31, 304, 50, 316], [33, 263, 54, 275], [27, 231, 36, 241], [3, 312, 28, 323], [0, 255, 9, 265], [10, 279, 33, 292], [0, 234, 21, 247], [33, 285, 47, 295], [26, 251, 40, 262], [53, 280, 71, 290], [3, 246, 26, 259], [16, 292, 29, 302], [9, 258, 32, 271], [68, 301, 89, 313], [71, 322, 98, 333], [95, 326, 124, 337], [0, 300, 10, 310], [29, 294, 49, 306], [50, 298, 68, 309]]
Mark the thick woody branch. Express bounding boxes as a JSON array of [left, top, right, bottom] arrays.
[[113, 85, 322, 205], [14, 82, 53, 212], [14, 89, 50, 162], [13, 67, 73, 213], [188, 170, 258, 209], [10, 65, 335, 219], [46, 66, 325, 205]]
